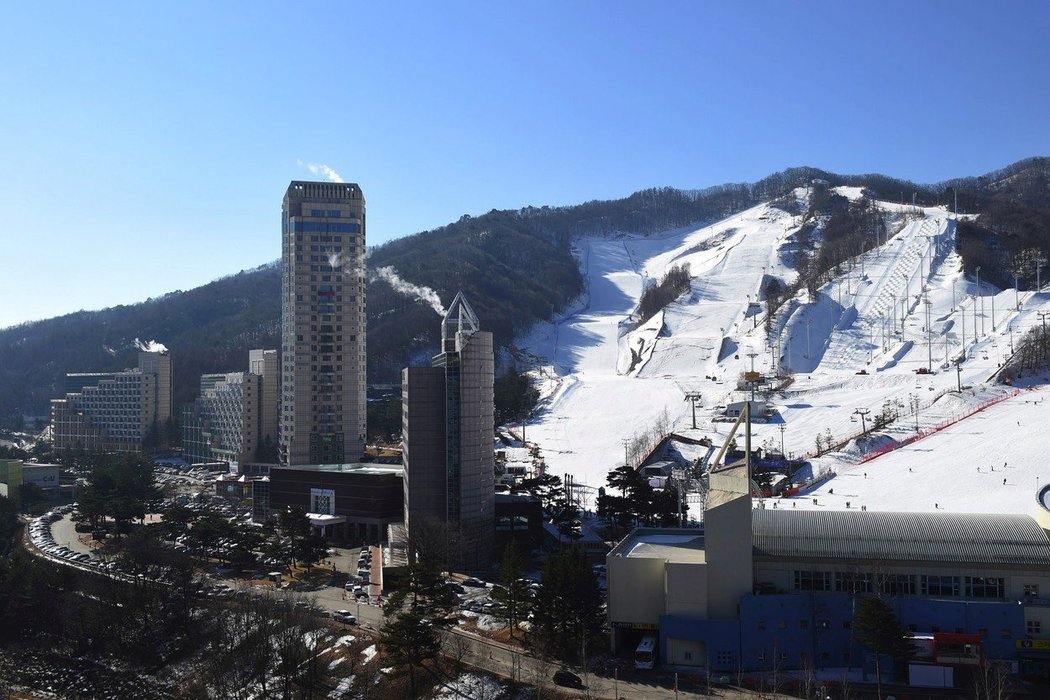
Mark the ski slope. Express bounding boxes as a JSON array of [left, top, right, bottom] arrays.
[[516, 187, 1050, 517]]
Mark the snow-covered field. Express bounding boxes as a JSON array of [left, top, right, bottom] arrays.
[[516, 188, 1050, 518]]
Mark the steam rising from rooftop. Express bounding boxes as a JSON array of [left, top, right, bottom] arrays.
[[372, 266, 446, 316], [133, 338, 168, 353]]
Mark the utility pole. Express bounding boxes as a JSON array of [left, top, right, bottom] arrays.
[[1015, 272, 1020, 311], [672, 468, 686, 527], [684, 392, 702, 430], [853, 408, 870, 435], [621, 438, 630, 467], [972, 295, 978, 344], [1039, 311, 1049, 332], [805, 318, 812, 360], [961, 297, 966, 356], [924, 296, 933, 373], [977, 266, 986, 336], [779, 424, 787, 457], [747, 351, 759, 374], [991, 288, 996, 332], [909, 393, 920, 432], [1037, 255, 1047, 291], [955, 362, 962, 392]]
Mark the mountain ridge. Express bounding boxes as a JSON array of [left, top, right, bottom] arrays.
[[1, 158, 1047, 424]]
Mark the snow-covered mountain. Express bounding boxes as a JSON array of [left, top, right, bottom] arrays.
[[515, 187, 1050, 517]]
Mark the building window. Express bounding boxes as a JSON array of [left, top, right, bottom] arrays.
[[921, 575, 960, 597], [881, 574, 915, 596], [795, 570, 832, 591], [966, 577, 1004, 600], [683, 651, 692, 661], [1025, 584, 1040, 597], [1028, 621, 1041, 635], [836, 571, 873, 594]]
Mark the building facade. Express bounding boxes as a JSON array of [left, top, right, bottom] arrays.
[[182, 349, 278, 467], [607, 466, 1050, 681], [402, 293, 495, 571], [50, 350, 171, 453], [280, 181, 367, 466], [263, 463, 404, 544]]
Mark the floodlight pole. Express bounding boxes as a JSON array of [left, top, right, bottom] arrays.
[[924, 297, 933, 373]]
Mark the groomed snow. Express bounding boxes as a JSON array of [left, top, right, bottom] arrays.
[[515, 191, 1050, 517]]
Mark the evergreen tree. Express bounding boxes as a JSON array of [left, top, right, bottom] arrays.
[[854, 596, 912, 699], [531, 545, 604, 662], [490, 541, 531, 637], [380, 560, 456, 699]]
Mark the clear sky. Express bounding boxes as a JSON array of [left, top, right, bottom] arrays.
[[1, 1, 1047, 329]]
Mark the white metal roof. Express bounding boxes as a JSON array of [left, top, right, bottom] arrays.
[[752, 509, 1050, 566]]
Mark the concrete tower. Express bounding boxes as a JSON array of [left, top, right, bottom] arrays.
[[280, 181, 367, 465], [403, 292, 495, 571]]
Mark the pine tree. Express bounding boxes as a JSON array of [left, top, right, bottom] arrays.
[[854, 596, 912, 700], [531, 545, 604, 662], [491, 541, 530, 637], [379, 560, 456, 699]]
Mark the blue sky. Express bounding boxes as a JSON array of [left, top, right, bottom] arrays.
[[1, 1, 1047, 329]]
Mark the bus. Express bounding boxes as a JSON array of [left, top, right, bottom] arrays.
[[635, 634, 658, 670]]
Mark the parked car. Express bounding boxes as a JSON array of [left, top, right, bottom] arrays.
[[462, 577, 486, 588], [333, 610, 357, 625], [553, 669, 583, 688]]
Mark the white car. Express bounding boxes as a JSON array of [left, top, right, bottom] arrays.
[[333, 610, 357, 624]]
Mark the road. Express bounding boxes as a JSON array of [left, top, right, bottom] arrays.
[[30, 518, 771, 699], [51, 514, 94, 555]]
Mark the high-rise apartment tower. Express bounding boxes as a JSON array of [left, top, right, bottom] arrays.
[[402, 293, 495, 570], [280, 181, 367, 465]]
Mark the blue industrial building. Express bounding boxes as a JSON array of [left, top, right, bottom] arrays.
[[607, 464, 1050, 686]]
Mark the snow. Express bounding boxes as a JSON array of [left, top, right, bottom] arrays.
[[777, 386, 1050, 515], [516, 193, 1050, 517], [432, 674, 504, 700], [328, 676, 353, 698], [360, 644, 377, 664]]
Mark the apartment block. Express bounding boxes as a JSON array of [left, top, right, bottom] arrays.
[[182, 349, 278, 467], [50, 350, 171, 453]]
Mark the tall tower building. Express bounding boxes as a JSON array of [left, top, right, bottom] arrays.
[[280, 181, 367, 465], [403, 293, 495, 571]]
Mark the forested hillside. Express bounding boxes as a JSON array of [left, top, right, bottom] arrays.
[[0, 158, 1046, 425]]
